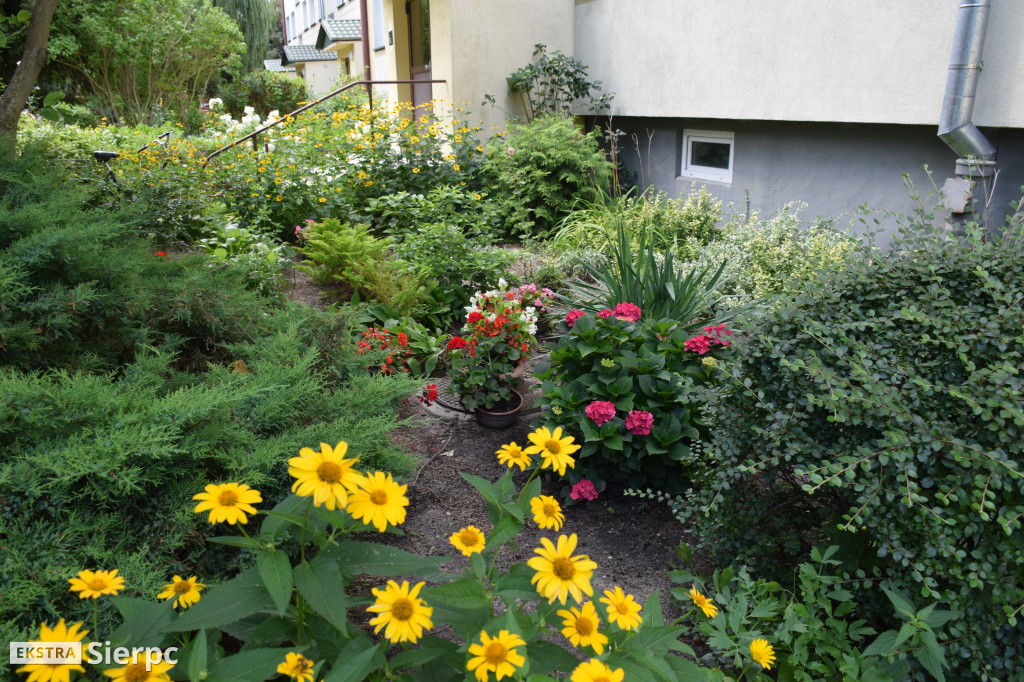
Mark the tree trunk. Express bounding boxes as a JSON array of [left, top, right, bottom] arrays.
[[0, 0, 62, 155]]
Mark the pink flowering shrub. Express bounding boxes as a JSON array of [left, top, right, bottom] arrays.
[[684, 324, 733, 355], [585, 400, 616, 426], [624, 410, 654, 436], [611, 302, 642, 322], [565, 309, 586, 328], [570, 479, 599, 501], [536, 311, 735, 488]]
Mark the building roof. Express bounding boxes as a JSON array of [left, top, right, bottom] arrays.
[[317, 19, 362, 49], [281, 45, 337, 66], [263, 59, 295, 73]]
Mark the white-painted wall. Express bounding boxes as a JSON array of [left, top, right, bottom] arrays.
[[573, 0, 1024, 128]]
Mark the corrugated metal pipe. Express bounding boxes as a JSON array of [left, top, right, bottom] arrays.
[[938, 0, 997, 177]]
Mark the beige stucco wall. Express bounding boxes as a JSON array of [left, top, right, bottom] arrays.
[[302, 60, 342, 96], [435, 0, 575, 133], [573, 0, 1024, 127]]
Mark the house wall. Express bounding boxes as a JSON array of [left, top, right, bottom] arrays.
[[366, 0, 573, 133], [437, 0, 575, 133], [574, 0, 1024, 128], [610, 118, 1024, 238], [303, 60, 342, 96]]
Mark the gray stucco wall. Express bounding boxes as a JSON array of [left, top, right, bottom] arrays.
[[602, 118, 1024, 240]]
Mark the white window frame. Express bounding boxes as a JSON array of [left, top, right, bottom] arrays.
[[681, 129, 734, 184]]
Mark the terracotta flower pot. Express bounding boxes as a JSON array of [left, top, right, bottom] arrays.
[[473, 389, 523, 429]]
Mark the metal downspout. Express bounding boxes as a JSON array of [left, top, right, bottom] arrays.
[[938, 0, 996, 178]]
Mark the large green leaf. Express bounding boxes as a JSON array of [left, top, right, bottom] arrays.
[[323, 540, 449, 581], [293, 556, 349, 631], [205, 648, 293, 682], [164, 569, 275, 632], [323, 637, 382, 682], [257, 549, 293, 616]]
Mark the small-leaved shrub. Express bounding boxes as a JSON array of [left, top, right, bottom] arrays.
[[483, 115, 613, 239], [686, 216, 1024, 680]]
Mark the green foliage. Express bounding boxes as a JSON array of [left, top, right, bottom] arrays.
[[220, 69, 307, 118], [683, 203, 858, 306], [357, 184, 499, 239], [687, 217, 1024, 680], [482, 115, 613, 239], [670, 545, 954, 681], [392, 221, 517, 318], [297, 219, 427, 315], [566, 222, 726, 325], [0, 316, 419, 644], [496, 43, 613, 122], [199, 222, 293, 298], [554, 186, 722, 259], [212, 0, 273, 74], [535, 312, 728, 489], [50, 0, 245, 124]]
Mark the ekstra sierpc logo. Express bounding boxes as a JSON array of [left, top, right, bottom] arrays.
[[9, 641, 178, 671]]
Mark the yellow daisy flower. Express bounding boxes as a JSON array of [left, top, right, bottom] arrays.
[[412, 168, 420, 173], [367, 580, 433, 643], [192, 482, 262, 525], [558, 601, 608, 654], [318, 197, 326, 203], [523, 426, 580, 476], [68, 569, 125, 599], [450, 526, 486, 556], [495, 442, 531, 471], [15, 619, 88, 682], [688, 586, 718, 618], [453, 164, 461, 171], [599, 586, 642, 630], [530, 495, 565, 531], [346, 471, 409, 532], [288, 442, 362, 510], [157, 575, 205, 609], [570, 658, 625, 682], [527, 534, 597, 605], [277, 652, 315, 682], [104, 660, 173, 681], [750, 639, 776, 670], [466, 630, 526, 682]]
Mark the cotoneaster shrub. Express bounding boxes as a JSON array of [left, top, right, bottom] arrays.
[[687, 218, 1024, 681]]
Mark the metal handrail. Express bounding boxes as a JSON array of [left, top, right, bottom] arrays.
[[203, 79, 446, 163]]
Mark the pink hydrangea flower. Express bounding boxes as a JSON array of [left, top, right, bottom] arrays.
[[570, 479, 599, 501], [585, 400, 616, 426], [625, 410, 654, 436], [597, 309, 614, 319], [565, 309, 586, 328], [684, 334, 713, 355], [611, 302, 642, 322], [703, 323, 733, 346]]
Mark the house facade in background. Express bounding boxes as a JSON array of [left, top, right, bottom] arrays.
[[278, 0, 363, 94], [574, 0, 1024, 232], [274, 0, 1024, 231]]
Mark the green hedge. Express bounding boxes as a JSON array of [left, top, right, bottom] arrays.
[[688, 220, 1024, 680]]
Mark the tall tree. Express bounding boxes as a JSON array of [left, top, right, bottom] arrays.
[[213, 0, 271, 73], [51, 0, 244, 125], [0, 0, 60, 153]]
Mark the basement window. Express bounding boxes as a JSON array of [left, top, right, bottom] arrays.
[[681, 129, 734, 184]]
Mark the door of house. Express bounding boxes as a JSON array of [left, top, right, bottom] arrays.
[[407, 0, 431, 119]]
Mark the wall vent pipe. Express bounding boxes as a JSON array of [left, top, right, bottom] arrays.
[[938, 0, 996, 177]]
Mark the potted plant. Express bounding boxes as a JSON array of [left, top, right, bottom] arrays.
[[447, 281, 540, 427]]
